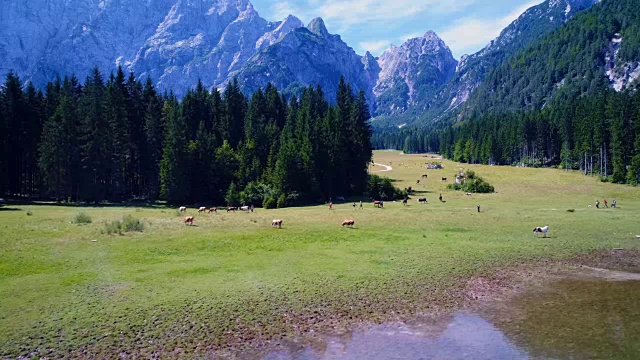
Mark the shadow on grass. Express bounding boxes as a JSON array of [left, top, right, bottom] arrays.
[[411, 190, 434, 195], [0, 207, 22, 212]]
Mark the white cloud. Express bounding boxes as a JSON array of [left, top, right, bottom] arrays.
[[359, 40, 391, 53], [439, 1, 542, 58], [271, 1, 307, 22], [293, 0, 477, 29]]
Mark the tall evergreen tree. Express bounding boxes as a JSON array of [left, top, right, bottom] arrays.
[[80, 68, 111, 202], [3, 72, 25, 196], [159, 96, 189, 203]]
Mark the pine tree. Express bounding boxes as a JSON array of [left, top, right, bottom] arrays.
[[159, 96, 189, 203], [3, 72, 25, 196], [143, 78, 163, 200], [223, 78, 246, 148], [38, 106, 66, 200], [0, 79, 7, 196], [80, 68, 112, 202], [105, 68, 129, 198]]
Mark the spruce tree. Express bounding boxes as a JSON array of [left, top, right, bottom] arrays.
[[143, 78, 163, 200], [80, 68, 111, 202], [159, 96, 189, 203]]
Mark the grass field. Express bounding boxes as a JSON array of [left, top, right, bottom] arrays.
[[1, 151, 639, 358]]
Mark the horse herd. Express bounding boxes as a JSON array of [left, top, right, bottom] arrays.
[[178, 206, 355, 229]]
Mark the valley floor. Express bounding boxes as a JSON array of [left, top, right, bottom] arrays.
[[1, 151, 639, 358]]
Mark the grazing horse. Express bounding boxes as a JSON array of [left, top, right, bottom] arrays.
[[240, 206, 250, 212], [418, 198, 427, 204], [441, 177, 448, 182], [416, 180, 420, 185], [208, 207, 217, 213], [227, 207, 237, 212], [465, 192, 473, 197], [184, 216, 195, 226], [198, 207, 207, 213], [374, 201, 384, 208], [342, 219, 355, 228], [533, 225, 550, 238], [402, 199, 408, 206], [421, 174, 428, 179], [272, 219, 283, 229], [179, 206, 187, 212]]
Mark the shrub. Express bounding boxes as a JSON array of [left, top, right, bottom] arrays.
[[241, 181, 276, 207], [102, 215, 144, 235], [277, 194, 288, 209], [368, 175, 407, 201], [26, 211, 33, 216], [448, 170, 495, 194], [73, 212, 93, 224], [122, 215, 144, 232], [102, 220, 122, 235], [263, 196, 277, 209], [225, 182, 241, 207]]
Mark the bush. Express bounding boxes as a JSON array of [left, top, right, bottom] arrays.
[[73, 212, 93, 224], [225, 182, 241, 207], [103, 220, 122, 235], [122, 215, 144, 232], [368, 175, 407, 201], [241, 181, 276, 207], [102, 215, 144, 235], [263, 196, 277, 209], [447, 170, 495, 194], [277, 194, 288, 209]]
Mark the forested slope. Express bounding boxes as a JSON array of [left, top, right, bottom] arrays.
[[0, 70, 372, 206]]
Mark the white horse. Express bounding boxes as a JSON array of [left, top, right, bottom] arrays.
[[179, 206, 187, 212], [533, 225, 550, 238]]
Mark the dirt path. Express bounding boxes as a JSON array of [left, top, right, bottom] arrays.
[[371, 163, 393, 173]]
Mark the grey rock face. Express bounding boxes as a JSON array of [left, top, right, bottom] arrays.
[[374, 31, 457, 116], [230, 18, 376, 108], [0, 0, 306, 97]]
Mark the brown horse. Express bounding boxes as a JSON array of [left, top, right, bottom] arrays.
[[418, 198, 427, 204], [402, 198, 408, 206], [208, 207, 217, 213], [374, 201, 384, 208], [342, 219, 355, 228], [184, 216, 195, 226], [421, 174, 428, 179], [226, 207, 237, 212]]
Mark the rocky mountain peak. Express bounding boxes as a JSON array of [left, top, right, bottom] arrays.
[[307, 17, 330, 38], [374, 30, 457, 116]]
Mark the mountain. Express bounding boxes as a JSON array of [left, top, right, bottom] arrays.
[[462, 0, 640, 116], [371, 0, 600, 127], [374, 31, 457, 117], [0, 0, 305, 96], [230, 18, 376, 106]]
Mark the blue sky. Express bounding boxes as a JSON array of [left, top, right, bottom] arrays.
[[251, 0, 543, 59]]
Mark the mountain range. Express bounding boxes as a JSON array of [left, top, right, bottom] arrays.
[[2, 0, 636, 126]]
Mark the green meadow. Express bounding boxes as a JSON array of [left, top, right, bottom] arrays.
[[1, 151, 639, 357]]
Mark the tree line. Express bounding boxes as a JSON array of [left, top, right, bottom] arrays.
[[376, 89, 640, 185], [0, 69, 373, 206]]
